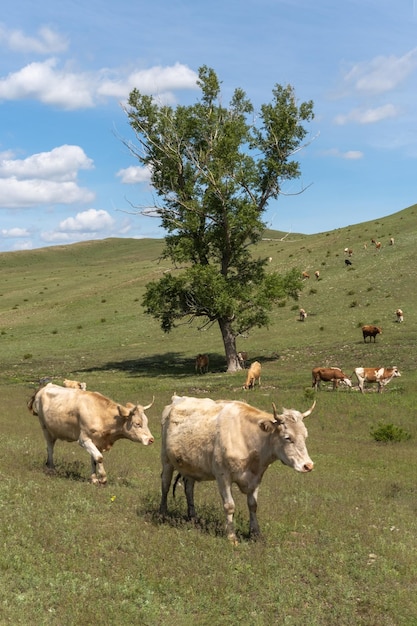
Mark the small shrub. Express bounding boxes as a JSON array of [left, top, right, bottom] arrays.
[[350, 300, 359, 308], [23, 353, 32, 360], [347, 290, 355, 296], [52, 329, 58, 334], [371, 423, 411, 443], [309, 288, 317, 295]]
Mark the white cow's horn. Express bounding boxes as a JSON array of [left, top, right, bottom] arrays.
[[143, 396, 155, 411], [302, 400, 316, 419]]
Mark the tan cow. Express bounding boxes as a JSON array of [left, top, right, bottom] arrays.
[[63, 379, 87, 390], [314, 270, 320, 280], [362, 325, 382, 343], [396, 309, 404, 323], [195, 354, 209, 374], [354, 366, 401, 393], [301, 271, 310, 280], [312, 367, 352, 391], [299, 308, 307, 321], [28, 383, 154, 484], [243, 361, 261, 389], [159, 395, 315, 543]]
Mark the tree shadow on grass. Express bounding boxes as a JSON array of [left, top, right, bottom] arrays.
[[78, 352, 280, 378]]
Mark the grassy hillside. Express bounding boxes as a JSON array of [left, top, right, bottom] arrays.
[[1, 204, 417, 625]]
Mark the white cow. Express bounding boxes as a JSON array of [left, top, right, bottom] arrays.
[[159, 395, 315, 543], [28, 383, 154, 483]]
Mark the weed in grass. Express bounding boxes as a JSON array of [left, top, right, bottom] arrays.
[[371, 422, 411, 442]]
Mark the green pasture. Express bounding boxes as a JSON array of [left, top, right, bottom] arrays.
[[1, 205, 416, 625]]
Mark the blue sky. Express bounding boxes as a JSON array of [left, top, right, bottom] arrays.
[[1, 0, 416, 251]]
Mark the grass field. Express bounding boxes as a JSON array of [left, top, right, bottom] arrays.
[[1, 204, 416, 625]]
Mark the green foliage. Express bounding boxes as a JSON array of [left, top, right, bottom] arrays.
[[127, 66, 313, 367], [371, 422, 411, 443]]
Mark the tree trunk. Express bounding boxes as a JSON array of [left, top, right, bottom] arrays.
[[218, 318, 242, 372]]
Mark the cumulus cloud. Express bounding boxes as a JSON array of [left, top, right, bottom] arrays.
[[0, 24, 68, 54], [334, 104, 399, 125], [0, 58, 96, 109], [0, 145, 95, 208], [116, 165, 152, 184], [1, 227, 30, 237], [41, 209, 115, 243], [0, 57, 198, 110], [343, 48, 417, 96]]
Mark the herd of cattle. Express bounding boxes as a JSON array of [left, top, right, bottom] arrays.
[[27, 336, 402, 543]]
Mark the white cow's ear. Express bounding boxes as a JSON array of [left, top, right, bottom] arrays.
[[259, 420, 276, 433], [117, 405, 130, 419]]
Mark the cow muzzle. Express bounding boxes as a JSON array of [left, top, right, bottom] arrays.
[[302, 462, 314, 472]]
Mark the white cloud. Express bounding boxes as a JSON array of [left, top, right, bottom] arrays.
[[323, 148, 364, 160], [1, 227, 30, 237], [0, 24, 69, 54], [0, 145, 94, 181], [343, 48, 417, 96], [334, 104, 399, 125], [0, 145, 95, 208], [0, 58, 198, 110], [98, 63, 198, 99], [57, 208, 114, 232], [41, 209, 115, 243], [117, 165, 151, 184]]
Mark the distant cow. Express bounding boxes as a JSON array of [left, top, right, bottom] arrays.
[[63, 379, 87, 390], [362, 325, 382, 343], [28, 383, 154, 484], [312, 367, 352, 391], [301, 272, 310, 280], [389, 237, 395, 246], [195, 354, 209, 374], [314, 270, 320, 280], [354, 366, 401, 393], [396, 309, 404, 323], [243, 361, 261, 389], [237, 351, 248, 368], [159, 395, 315, 542], [299, 308, 307, 321], [344, 248, 353, 257], [375, 241, 382, 250], [345, 259, 352, 266]]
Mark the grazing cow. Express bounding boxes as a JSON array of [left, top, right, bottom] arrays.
[[314, 270, 320, 280], [159, 395, 315, 542], [63, 379, 87, 390], [301, 271, 310, 280], [344, 248, 353, 257], [299, 308, 307, 321], [389, 237, 395, 246], [396, 308, 404, 323], [237, 351, 248, 368], [345, 259, 352, 266], [362, 325, 382, 343], [195, 354, 209, 374], [354, 367, 401, 393], [28, 383, 154, 484], [312, 367, 352, 391], [375, 241, 382, 250], [243, 361, 261, 389]]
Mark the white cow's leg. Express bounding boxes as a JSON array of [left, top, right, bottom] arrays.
[[160, 462, 174, 515], [44, 434, 56, 469], [216, 477, 237, 543], [247, 486, 260, 538], [78, 437, 106, 484], [184, 477, 196, 519]]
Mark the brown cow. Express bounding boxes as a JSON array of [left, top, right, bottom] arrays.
[[159, 395, 315, 542], [301, 271, 310, 280], [63, 379, 87, 390], [195, 354, 209, 374], [362, 325, 382, 343], [237, 351, 248, 368], [354, 367, 401, 393], [312, 367, 352, 391], [28, 383, 154, 484], [243, 361, 261, 389]]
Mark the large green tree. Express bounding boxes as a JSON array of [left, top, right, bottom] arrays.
[[125, 66, 314, 371]]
